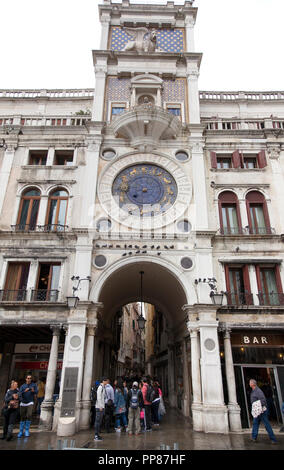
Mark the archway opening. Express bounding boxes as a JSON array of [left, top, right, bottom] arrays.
[[93, 260, 191, 415]]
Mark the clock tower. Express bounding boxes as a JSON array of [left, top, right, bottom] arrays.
[[55, 0, 231, 436]]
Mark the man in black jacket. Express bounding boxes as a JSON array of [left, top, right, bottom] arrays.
[[249, 379, 277, 443]]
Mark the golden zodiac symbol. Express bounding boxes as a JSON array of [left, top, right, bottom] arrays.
[[163, 177, 172, 184]]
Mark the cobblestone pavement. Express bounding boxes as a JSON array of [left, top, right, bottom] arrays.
[[0, 409, 284, 451]]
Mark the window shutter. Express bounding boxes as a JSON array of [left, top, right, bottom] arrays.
[[257, 150, 267, 168], [210, 151, 217, 169], [242, 265, 253, 304], [232, 150, 241, 168]]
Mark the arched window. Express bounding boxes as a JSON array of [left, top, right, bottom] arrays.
[[17, 188, 41, 231], [218, 191, 242, 235], [46, 189, 68, 231], [246, 191, 270, 235]]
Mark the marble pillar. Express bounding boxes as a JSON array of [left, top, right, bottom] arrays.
[[80, 325, 97, 429], [39, 325, 61, 430], [187, 325, 203, 431], [223, 328, 242, 432]]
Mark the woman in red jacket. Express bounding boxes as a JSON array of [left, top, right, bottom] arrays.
[[142, 378, 152, 431]]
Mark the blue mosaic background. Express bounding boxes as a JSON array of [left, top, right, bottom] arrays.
[[110, 27, 185, 53]]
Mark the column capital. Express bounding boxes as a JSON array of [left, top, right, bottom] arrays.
[[86, 323, 98, 336], [223, 328, 232, 340], [187, 321, 199, 336], [50, 324, 61, 336]]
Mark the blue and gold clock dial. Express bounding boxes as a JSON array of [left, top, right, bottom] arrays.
[[112, 164, 177, 217]]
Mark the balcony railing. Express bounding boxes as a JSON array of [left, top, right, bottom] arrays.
[[11, 224, 69, 233], [225, 292, 254, 306], [31, 290, 59, 302], [257, 292, 284, 306], [218, 226, 275, 236], [0, 289, 27, 301], [0, 289, 60, 302]]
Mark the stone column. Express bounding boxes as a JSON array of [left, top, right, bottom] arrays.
[[56, 306, 88, 436], [187, 324, 203, 431], [80, 324, 97, 429], [185, 16, 195, 52], [0, 140, 17, 217], [186, 65, 200, 124], [223, 328, 242, 432], [198, 316, 229, 434], [191, 139, 209, 231], [52, 324, 68, 432], [100, 19, 110, 50], [182, 337, 190, 417], [167, 334, 176, 407], [39, 325, 61, 430], [92, 63, 107, 121], [78, 140, 102, 230]]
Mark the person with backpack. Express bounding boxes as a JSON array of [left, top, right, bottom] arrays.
[[94, 378, 107, 441], [127, 381, 143, 435], [142, 377, 154, 432]]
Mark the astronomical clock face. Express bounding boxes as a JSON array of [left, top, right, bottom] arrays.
[[112, 164, 178, 217]]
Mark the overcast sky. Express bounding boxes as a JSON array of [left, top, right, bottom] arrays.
[[0, 0, 283, 91]]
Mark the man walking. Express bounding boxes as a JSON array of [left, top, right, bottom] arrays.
[[94, 378, 107, 441], [18, 375, 38, 438], [249, 378, 277, 444], [127, 381, 143, 435]]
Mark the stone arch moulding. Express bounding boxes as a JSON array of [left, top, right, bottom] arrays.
[[97, 151, 192, 230], [243, 187, 270, 200], [89, 254, 194, 307], [17, 184, 43, 197]]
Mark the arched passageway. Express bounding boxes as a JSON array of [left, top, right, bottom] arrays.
[[91, 258, 192, 415]]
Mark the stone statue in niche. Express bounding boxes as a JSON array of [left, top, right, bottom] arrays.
[[122, 27, 160, 52]]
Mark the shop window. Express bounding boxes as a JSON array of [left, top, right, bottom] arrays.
[[46, 189, 68, 231], [17, 188, 41, 231], [224, 265, 253, 305], [28, 150, 47, 166], [1, 262, 30, 301], [218, 191, 242, 235], [33, 263, 61, 301], [246, 191, 271, 235], [54, 150, 74, 166], [255, 265, 284, 306]]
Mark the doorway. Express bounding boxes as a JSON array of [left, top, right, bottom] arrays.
[[236, 365, 284, 428]]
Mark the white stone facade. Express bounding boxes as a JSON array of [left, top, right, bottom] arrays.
[[0, 0, 283, 436]]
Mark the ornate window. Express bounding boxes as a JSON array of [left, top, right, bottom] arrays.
[[246, 191, 271, 235], [46, 189, 68, 231], [218, 191, 242, 235], [17, 188, 41, 231]]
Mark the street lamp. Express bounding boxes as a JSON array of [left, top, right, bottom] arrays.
[[138, 271, 146, 330], [66, 275, 91, 308], [210, 291, 224, 305]]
